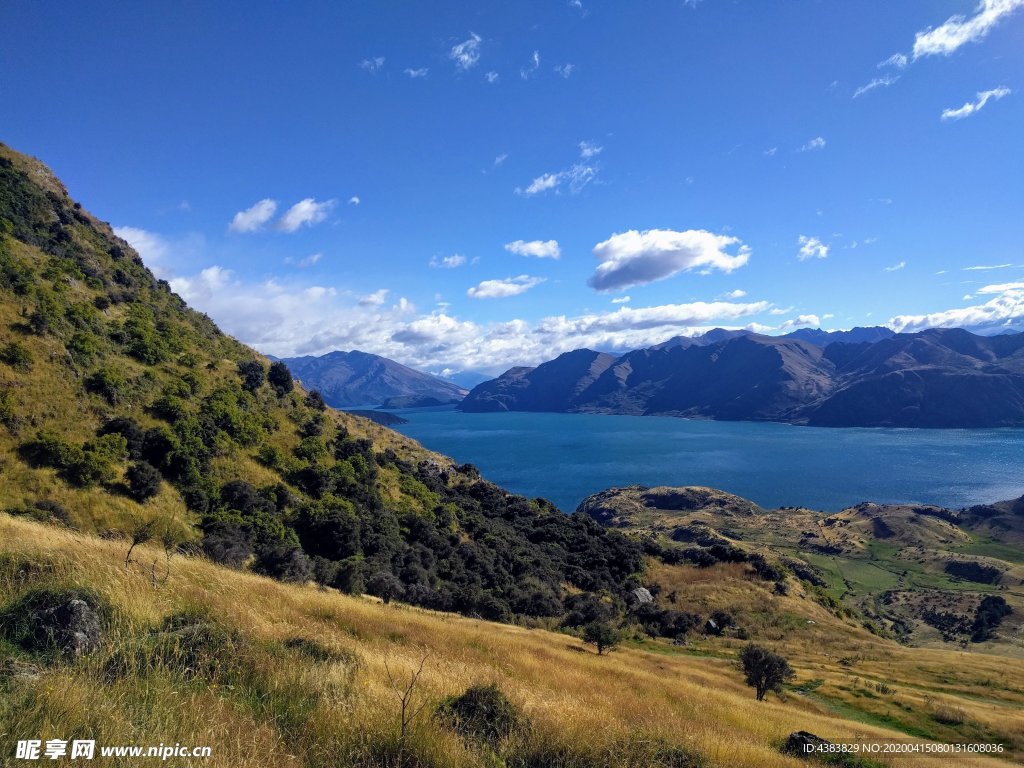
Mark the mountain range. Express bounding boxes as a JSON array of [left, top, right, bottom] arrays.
[[274, 350, 467, 408], [459, 327, 1024, 427]]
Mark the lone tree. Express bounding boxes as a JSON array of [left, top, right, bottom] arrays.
[[583, 621, 620, 655], [237, 360, 266, 393], [739, 643, 794, 701]]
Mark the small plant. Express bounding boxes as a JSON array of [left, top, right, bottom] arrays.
[[383, 650, 431, 742], [0, 340, 33, 371], [436, 682, 527, 748]]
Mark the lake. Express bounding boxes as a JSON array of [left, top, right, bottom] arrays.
[[387, 407, 1024, 513]]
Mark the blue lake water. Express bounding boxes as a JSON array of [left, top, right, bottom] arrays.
[[387, 407, 1024, 513]]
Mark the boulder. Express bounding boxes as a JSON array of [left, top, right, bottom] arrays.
[[1, 589, 105, 658], [628, 587, 654, 605], [36, 597, 103, 657], [782, 731, 833, 758]]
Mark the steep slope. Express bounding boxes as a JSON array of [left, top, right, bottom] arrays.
[[0, 142, 642, 624], [782, 326, 895, 346], [276, 350, 467, 408]]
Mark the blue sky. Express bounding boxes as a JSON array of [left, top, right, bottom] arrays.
[[2, 0, 1023, 375]]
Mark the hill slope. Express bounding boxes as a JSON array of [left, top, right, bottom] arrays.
[[0, 141, 641, 625], [460, 330, 1024, 427], [275, 350, 466, 408]]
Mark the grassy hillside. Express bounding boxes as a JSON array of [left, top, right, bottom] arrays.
[[2, 513, 1023, 767], [0, 141, 642, 625], [579, 486, 1024, 653]]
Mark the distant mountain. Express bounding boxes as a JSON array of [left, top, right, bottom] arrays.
[[460, 328, 1024, 427], [276, 350, 467, 408], [782, 326, 895, 346]]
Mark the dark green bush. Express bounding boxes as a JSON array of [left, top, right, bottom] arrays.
[[436, 683, 527, 748]]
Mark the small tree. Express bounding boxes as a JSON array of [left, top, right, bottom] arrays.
[[367, 571, 404, 604], [268, 361, 294, 396], [739, 643, 794, 701], [583, 621, 620, 655], [126, 461, 162, 502], [237, 360, 266, 393]]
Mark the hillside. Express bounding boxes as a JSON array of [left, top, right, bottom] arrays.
[[459, 330, 1024, 427], [3, 513, 1024, 767], [578, 486, 1024, 652], [0, 141, 642, 626], [276, 350, 466, 408]]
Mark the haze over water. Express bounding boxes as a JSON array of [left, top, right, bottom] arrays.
[[392, 408, 1024, 513]]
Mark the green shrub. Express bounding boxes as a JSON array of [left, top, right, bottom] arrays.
[[0, 341, 32, 371], [436, 683, 527, 748], [85, 366, 130, 404]]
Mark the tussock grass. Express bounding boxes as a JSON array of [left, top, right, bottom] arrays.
[[2, 514, 1021, 767]]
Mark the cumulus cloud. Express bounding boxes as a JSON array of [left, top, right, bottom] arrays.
[[889, 281, 1024, 332], [800, 136, 827, 152], [113, 226, 170, 272], [450, 33, 482, 70], [404, 67, 428, 78], [504, 239, 561, 259], [579, 140, 602, 159], [278, 198, 336, 232], [884, 260, 907, 272], [913, 0, 1024, 59], [878, 53, 909, 69], [588, 229, 751, 292], [359, 57, 385, 73], [779, 314, 821, 331], [485, 71, 499, 83], [348, 196, 361, 205], [797, 235, 829, 261], [611, 296, 631, 304], [359, 288, 389, 306], [554, 63, 575, 78], [854, 74, 899, 98], [723, 289, 747, 299], [229, 199, 277, 233], [516, 163, 597, 196], [429, 254, 467, 269], [941, 86, 1011, 120], [467, 275, 545, 299]]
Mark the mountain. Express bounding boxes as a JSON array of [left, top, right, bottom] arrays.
[[0, 141, 641, 624], [782, 326, 895, 346], [275, 350, 467, 407], [460, 329, 1024, 427]]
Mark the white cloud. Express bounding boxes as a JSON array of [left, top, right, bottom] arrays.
[[467, 275, 545, 299], [588, 228, 751, 292], [493, 154, 508, 167], [348, 196, 361, 206], [359, 57, 385, 73], [723, 289, 747, 299], [359, 289, 389, 306], [611, 296, 631, 304], [450, 33, 482, 70], [516, 163, 597, 196], [170, 265, 234, 298], [799, 137, 826, 152], [285, 252, 323, 268], [779, 314, 821, 331], [113, 226, 170, 273], [277, 198, 336, 232], [797, 235, 829, 260], [913, 0, 1024, 59], [554, 63, 575, 78], [520, 50, 541, 80], [878, 52, 909, 69], [504, 239, 561, 259], [941, 86, 1011, 120], [763, 147, 778, 157], [889, 281, 1024, 332], [404, 67, 428, 78], [429, 254, 467, 269], [485, 71, 499, 83], [579, 140, 602, 159], [228, 199, 277, 233], [964, 263, 1013, 270], [854, 74, 899, 98], [884, 260, 907, 272]]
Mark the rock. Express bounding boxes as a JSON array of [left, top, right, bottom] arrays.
[[628, 587, 654, 605], [705, 618, 719, 634], [782, 731, 833, 758], [38, 598, 103, 657]]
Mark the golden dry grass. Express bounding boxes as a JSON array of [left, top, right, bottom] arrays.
[[2, 514, 1022, 768]]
